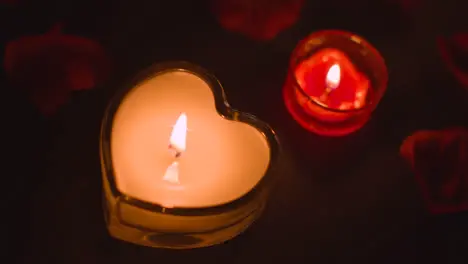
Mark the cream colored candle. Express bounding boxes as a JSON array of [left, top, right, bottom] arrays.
[[111, 70, 271, 208]]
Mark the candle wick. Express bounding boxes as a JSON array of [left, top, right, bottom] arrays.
[[319, 86, 334, 102], [168, 144, 182, 158]]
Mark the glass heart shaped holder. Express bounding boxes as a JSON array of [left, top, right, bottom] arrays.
[[100, 62, 280, 249]]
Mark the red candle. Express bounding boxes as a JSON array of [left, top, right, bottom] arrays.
[[294, 48, 370, 122], [283, 30, 387, 136]]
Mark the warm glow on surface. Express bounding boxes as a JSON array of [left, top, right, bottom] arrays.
[[169, 113, 187, 153], [326, 64, 341, 89]]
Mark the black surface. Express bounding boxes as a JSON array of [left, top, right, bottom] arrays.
[[3, 0, 468, 263]]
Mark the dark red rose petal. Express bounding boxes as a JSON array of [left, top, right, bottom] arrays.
[[453, 33, 468, 50], [211, 0, 304, 41], [0, 0, 19, 5], [400, 128, 468, 214], [437, 33, 468, 89], [387, 0, 422, 13], [4, 25, 111, 116]]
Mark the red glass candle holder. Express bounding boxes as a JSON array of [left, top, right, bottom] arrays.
[[283, 30, 388, 136]]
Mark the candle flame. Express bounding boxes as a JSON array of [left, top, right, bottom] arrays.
[[326, 64, 341, 89], [169, 113, 187, 153], [163, 161, 180, 184]]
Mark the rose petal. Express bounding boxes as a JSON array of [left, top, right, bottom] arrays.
[[400, 128, 468, 214], [211, 0, 304, 41], [452, 33, 468, 49], [387, 0, 422, 13], [4, 28, 111, 116], [437, 33, 468, 89], [0, 0, 19, 5]]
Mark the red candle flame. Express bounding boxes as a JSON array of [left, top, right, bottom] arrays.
[[326, 64, 341, 89]]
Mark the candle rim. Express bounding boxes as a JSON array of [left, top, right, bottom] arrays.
[[100, 61, 281, 216]]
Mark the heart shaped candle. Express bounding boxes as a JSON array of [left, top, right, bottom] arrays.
[[100, 62, 280, 249]]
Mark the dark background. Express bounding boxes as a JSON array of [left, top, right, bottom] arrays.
[[2, 0, 468, 263]]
